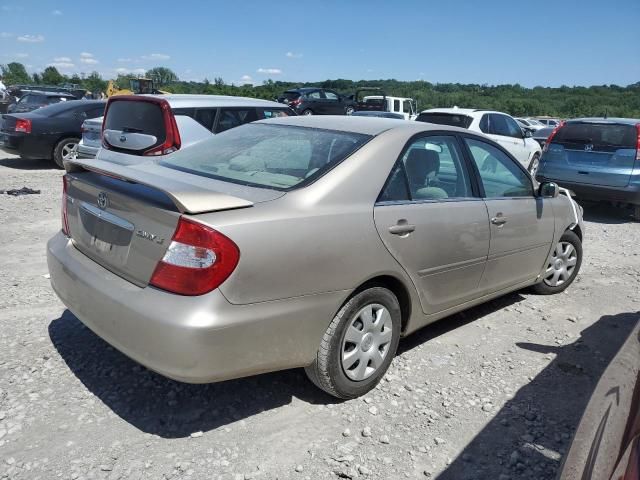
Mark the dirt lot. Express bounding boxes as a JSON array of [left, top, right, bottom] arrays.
[[0, 153, 639, 480]]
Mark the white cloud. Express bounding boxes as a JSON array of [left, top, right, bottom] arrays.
[[257, 68, 282, 75], [80, 57, 99, 64], [80, 52, 94, 58], [1, 32, 13, 38], [49, 62, 74, 69], [51, 9, 62, 15], [53, 56, 72, 62], [239, 74, 253, 84], [116, 67, 145, 75], [286, 52, 302, 58], [17, 34, 44, 43], [14, 52, 28, 58], [117, 58, 132, 62], [142, 53, 170, 61]]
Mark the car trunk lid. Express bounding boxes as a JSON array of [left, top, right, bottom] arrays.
[[541, 121, 639, 187], [63, 157, 263, 287]]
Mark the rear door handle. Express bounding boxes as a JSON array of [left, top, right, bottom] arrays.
[[491, 215, 507, 226], [389, 222, 416, 235]]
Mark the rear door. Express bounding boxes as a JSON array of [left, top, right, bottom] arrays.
[[463, 136, 555, 292], [541, 122, 637, 187], [374, 134, 490, 314]]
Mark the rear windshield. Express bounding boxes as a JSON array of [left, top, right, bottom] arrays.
[[104, 100, 166, 145], [282, 91, 301, 100], [160, 123, 371, 191], [553, 123, 637, 150], [416, 112, 473, 129]]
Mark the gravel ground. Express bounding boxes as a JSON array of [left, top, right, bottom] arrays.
[[0, 153, 639, 480]]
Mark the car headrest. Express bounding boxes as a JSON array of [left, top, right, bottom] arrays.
[[405, 148, 440, 184]]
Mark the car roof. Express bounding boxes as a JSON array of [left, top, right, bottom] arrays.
[[138, 94, 287, 109], [284, 88, 319, 93], [419, 107, 501, 116], [256, 115, 469, 136], [23, 90, 76, 98], [567, 117, 640, 125]]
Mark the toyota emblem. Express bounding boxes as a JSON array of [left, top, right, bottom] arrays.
[[97, 192, 109, 210], [119, 134, 127, 143]]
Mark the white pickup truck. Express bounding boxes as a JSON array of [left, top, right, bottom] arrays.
[[352, 88, 417, 120]]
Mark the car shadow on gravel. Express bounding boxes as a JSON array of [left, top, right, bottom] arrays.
[[0, 157, 56, 170], [579, 200, 637, 224], [437, 311, 640, 480], [49, 310, 341, 438]]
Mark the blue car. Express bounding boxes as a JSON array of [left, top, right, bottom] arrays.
[[535, 118, 640, 219]]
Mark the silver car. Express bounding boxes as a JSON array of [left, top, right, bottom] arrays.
[[75, 94, 293, 159], [48, 115, 584, 399]]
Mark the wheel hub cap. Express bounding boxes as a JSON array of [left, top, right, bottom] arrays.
[[341, 303, 393, 382], [543, 241, 577, 287]]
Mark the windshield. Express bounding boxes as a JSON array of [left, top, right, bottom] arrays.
[[416, 112, 473, 129], [161, 123, 371, 190]]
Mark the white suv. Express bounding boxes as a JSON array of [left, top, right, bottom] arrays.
[[416, 108, 542, 171]]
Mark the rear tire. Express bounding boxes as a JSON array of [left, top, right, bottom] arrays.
[[632, 205, 640, 221], [301, 109, 314, 116], [53, 137, 79, 168], [305, 287, 401, 399], [532, 230, 582, 295]]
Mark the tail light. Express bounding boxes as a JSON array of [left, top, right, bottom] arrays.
[[15, 119, 31, 134], [635, 123, 640, 161], [61, 176, 70, 236], [542, 121, 565, 153], [150, 217, 239, 296], [289, 98, 302, 107]]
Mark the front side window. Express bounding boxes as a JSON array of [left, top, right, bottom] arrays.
[[215, 108, 259, 133], [504, 115, 524, 138], [489, 114, 511, 137], [393, 100, 400, 112], [379, 135, 473, 202], [324, 91, 339, 101], [479, 114, 489, 133], [161, 124, 371, 190], [307, 91, 322, 100], [465, 138, 532, 198], [194, 108, 218, 131]]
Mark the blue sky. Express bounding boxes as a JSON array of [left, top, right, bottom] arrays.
[[1, 0, 639, 87]]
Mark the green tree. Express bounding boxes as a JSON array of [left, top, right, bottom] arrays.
[[41, 66, 65, 85], [0, 62, 32, 85], [82, 71, 106, 94], [145, 67, 178, 86]]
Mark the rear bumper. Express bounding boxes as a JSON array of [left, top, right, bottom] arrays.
[[47, 232, 345, 383], [76, 143, 99, 159], [536, 175, 640, 205], [0, 131, 23, 154]]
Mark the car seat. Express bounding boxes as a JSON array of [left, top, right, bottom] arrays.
[[404, 149, 448, 200]]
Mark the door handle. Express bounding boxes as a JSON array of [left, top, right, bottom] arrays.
[[389, 221, 416, 236], [491, 215, 507, 226]]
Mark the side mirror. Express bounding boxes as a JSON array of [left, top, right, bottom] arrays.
[[538, 181, 559, 198], [524, 130, 533, 138]]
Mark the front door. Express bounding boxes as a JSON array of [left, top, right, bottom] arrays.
[[374, 134, 490, 315], [463, 136, 555, 293]]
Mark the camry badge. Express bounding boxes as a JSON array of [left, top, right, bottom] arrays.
[[97, 192, 109, 210]]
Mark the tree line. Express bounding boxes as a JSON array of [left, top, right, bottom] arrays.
[[2, 62, 639, 118]]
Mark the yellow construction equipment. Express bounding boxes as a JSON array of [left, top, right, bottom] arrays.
[[106, 78, 170, 97]]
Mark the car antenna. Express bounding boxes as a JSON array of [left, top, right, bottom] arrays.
[[603, 108, 608, 119]]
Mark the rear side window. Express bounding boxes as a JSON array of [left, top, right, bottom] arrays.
[[161, 123, 371, 191], [194, 108, 217, 131], [215, 108, 259, 133], [46, 96, 68, 105], [282, 91, 301, 101], [104, 100, 166, 146], [21, 94, 44, 105], [552, 123, 637, 151], [416, 113, 473, 129]]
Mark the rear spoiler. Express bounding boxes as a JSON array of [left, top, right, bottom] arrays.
[[65, 157, 253, 214]]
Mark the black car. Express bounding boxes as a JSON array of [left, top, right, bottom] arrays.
[[0, 100, 105, 167], [277, 88, 354, 116], [7, 91, 78, 114]]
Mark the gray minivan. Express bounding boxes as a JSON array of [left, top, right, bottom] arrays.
[[535, 118, 640, 219]]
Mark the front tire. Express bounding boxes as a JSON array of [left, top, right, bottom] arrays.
[[532, 230, 582, 295], [345, 106, 355, 116], [528, 153, 541, 177], [301, 109, 314, 116], [305, 287, 401, 399], [53, 137, 79, 168]]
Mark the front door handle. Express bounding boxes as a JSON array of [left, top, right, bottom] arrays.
[[389, 221, 416, 236], [491, 215, 507, 226]]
